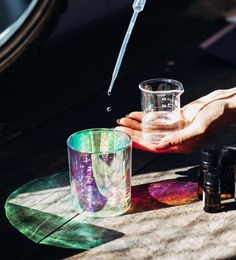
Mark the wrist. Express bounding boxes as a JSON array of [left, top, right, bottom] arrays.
[[227, 95, 236, 110]]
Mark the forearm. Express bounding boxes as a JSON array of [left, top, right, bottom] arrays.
[[201, 87, 236, 103], [204, 88, 236, 124], [224, 93, 236, 123], [227, 90, 236, 106]]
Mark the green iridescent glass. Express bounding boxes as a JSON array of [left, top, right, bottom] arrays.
[[67, 128, 132, 217]]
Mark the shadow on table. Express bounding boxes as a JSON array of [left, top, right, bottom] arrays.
[[220, 201, 236, 213], [129, 167, 199, 214]]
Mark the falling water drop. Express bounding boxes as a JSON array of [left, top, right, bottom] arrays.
[[106, 107, 112, 112]]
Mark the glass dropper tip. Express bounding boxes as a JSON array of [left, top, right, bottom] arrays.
[[107, 91, 112, 96]]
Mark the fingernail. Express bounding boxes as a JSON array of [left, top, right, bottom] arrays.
[[155, 142, 171, 150], [116, 119, 120, 124], [125, 114, 130, 118]]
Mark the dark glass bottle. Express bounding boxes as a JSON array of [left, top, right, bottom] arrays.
[[198, 148, 218, 200], [219, 146, 236, 201], [203, 168, 221, 213]]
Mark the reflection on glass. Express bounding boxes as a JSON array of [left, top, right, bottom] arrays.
[[67, 128, 132, 217], [0, 0, 38, 46]]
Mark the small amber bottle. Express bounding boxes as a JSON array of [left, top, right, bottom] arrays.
[[219, 146, 236, 201], [198, 148, 218, 200], [203, 168, 221, 213]]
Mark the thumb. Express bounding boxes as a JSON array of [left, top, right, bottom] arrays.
[[155, 124, 203, 150]]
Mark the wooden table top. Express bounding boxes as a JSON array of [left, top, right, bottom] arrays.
[[1, 1, 236, 259]]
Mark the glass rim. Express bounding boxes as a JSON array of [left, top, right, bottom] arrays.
[[139, 78, 184, 94], [67, 128, 132, 154]]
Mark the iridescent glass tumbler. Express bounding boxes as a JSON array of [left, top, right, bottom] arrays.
[[67, 128, 132, 217]]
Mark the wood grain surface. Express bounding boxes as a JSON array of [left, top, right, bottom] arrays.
[[5, 165, 236, 260]]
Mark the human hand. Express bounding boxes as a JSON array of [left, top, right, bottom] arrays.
[[116, 88, 236, 153]]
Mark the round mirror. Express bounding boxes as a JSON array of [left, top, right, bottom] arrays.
[[0, 0, 66, 73]]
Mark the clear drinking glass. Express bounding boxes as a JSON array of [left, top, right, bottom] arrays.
[[139, 78, 184, 144], [67, 128, 132, 217]]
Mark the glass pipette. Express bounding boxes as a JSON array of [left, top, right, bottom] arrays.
[[107, 0, 147, 96]]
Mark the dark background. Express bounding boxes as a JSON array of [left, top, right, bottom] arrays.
[[1, 0, 236, 259], [1, 0, 233, 145]]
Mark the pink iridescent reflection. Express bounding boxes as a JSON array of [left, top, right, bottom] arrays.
[[130, 179, 198, 213], [148, 180, 198, 206]]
